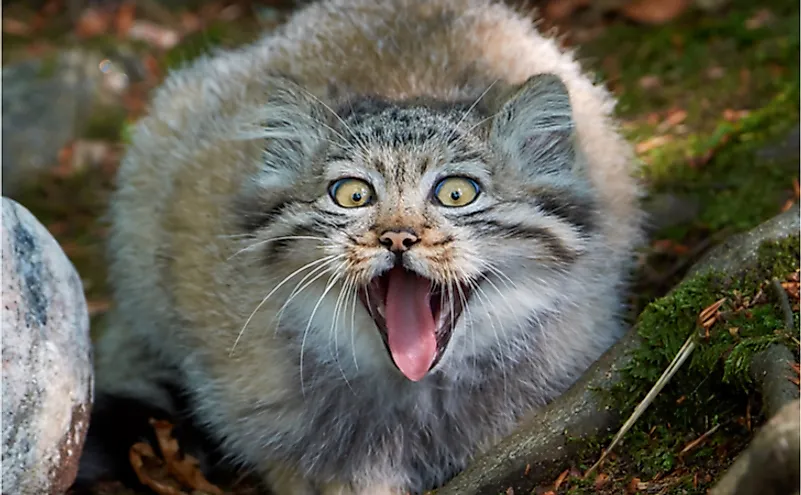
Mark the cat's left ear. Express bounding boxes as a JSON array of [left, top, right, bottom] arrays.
[[488, 74, 577, 176]]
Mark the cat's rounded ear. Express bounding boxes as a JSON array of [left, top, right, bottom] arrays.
[[488, 73, 577, 177], [233, 75, 334, 187]]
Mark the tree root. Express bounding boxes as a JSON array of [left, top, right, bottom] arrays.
[[437, 331, 799, 495], [749, 343, 799, 420], [710, 399, 800, 495]]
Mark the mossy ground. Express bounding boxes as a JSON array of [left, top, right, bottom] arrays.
[[555, 236, 799, 495], [3, 0, 798, 494]]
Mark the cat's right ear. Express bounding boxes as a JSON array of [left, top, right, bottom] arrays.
[[488, 74, 577, 178]]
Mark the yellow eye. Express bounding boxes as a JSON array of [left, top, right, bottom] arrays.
[[330, 178, 374, 208], [434, 177, 480, 207]]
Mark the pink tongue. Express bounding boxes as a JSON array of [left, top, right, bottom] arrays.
[[384, 267, 437, 381]]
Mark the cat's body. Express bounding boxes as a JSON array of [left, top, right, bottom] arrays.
[[82, 0, 642, 493]]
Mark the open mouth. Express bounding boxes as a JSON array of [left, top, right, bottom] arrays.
[[358, 267, 469, 381]]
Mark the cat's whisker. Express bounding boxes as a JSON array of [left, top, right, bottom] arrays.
[[453, 279, 477, 390], [298, 87, 373, 162], [479, 260, 520, 293], [464, 276, 509, 401], [477, 271, 525, 335], [330, 270, 356, 393], [228, 235, 337, 260], [349, 277, 360, 372], [273, 257, 346, 328], [230, 254, 343, 356], [300, 267, 344, 396], [446, 78, 499, 145]]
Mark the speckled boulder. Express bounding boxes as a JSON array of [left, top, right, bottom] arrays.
[[1, 197, 93, 494]]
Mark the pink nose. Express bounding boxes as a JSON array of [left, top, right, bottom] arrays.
[[378, 229, 419, 252]]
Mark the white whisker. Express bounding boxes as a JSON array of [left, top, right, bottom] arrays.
[[228, 235, 336, 260], [300, 268, 344, 396], [229, 254, 342, 356]]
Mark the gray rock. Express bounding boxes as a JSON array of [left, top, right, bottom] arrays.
[[1, 197, 93, 495], [756, 124, 800, 162], [1, 48, 141, 198], [687, 204, 800, 278]]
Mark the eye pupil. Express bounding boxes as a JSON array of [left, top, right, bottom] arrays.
[[435, 177, 480, 207], [352, 192, 362, 202]]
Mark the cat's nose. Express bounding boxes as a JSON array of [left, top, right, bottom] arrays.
[[378, 229, 419, 252]]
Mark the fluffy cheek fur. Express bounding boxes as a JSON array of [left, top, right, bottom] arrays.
[[235, 191, 592, 379]]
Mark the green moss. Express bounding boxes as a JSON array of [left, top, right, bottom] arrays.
[[83, 106, 129, 141], [586, 234, 800, 488], [583, 0, 799, 122], [36, 52, 59, 79], [579, 0, 799, 244], [642, 89, 798, 239]]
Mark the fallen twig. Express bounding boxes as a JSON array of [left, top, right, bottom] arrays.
[[679, 423, 724, 456], [584, 332, 697, 477]]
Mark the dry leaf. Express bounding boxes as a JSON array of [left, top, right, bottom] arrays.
[[505, 488, 514, 495], [180, 12, 203, 34], [728, 327, 740, 337], [722, 109, 750, 122], [129, 442, 188, 495], [621, 0, 690, 24], [689, 132, 732, 168], [150, 419, 224, 495], [746, 401, 752, 432], [41, 0, 62, 16], [745, 9, 774, 29], [76, 8, 111, 38], [626, 476, 642, 493], [635, 135, 672, 154], [781, 199, 796, 212], [126, 21, 180, 49], [658, 109, 688, 131], [553, 468, 570, 491], [87, 299, 112, 317], [543, 0, 591, 20], [523, 464, 531, 476], [115, 1, 136, 37], [638, 75, 661, 90], [3, 18, 32, 35], [219, 4, 243, 21], [698, 298, 726, 337], [679, 423, 722, 455], [594, 472, 610, 490], [706, 66, 725, 80]]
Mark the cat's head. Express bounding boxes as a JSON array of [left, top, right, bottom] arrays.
[[234, 73, 600, 381]]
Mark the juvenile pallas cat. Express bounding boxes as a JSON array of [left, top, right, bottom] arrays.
[[81, 0, 643, 493]]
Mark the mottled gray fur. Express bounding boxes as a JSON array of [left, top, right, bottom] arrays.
[[85, 1, 643, 494]]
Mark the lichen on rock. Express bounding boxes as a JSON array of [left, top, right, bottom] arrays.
[[1, 197, 94, 494]]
